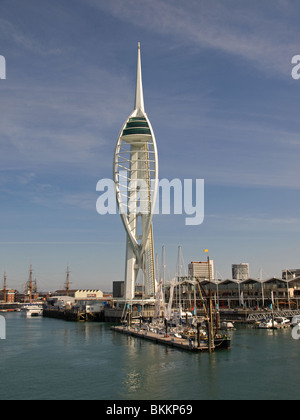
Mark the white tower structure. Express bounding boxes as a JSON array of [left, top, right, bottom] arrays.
[[113, 43, 159, 301]]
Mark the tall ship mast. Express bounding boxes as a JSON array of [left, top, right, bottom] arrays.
[[25, 264, 37, 303], [65, 265, 71, 296]]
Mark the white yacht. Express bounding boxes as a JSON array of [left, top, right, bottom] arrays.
[[21, 303, 43, 318], [258, 318, 278, 329], [274, 317, 290, 326]]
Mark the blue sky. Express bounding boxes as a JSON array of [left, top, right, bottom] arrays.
[[0, 0, 300, 291]]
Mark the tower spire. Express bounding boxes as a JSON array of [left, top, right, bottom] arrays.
[[134, 42, 145, 113], [114, 44, 158, 301]]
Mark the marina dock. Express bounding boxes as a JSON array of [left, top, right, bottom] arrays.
[[111, 325, 231, 352]]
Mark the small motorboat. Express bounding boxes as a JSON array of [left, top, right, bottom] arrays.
[[220, 321, 235, 330]]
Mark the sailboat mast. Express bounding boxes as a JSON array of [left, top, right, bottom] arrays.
[[162, 245, 166, 308], [205, 250, 214, 352], [3, 272, 7, 303], [177, 246, 182, 310]]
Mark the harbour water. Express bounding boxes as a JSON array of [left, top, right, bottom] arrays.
[[0, 312, 299, 400]]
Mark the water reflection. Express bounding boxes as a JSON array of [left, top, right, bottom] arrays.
[[122, 370, 143, 393], [2, 315, 300, 400]]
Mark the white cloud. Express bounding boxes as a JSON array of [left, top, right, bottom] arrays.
[[0, 69, 132, 173], [0, 18, 62, 55], [17, 172, 35, 185], [206, 213, 300, 235], [88, 0, 300, 76]]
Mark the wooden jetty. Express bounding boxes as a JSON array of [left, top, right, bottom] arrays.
[[111, 325, 231, 352]]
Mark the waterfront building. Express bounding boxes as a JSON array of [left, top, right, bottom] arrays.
[[282, 268, 300, 280], [0, 289, 15, 303], [232, 263, 249, 280], [74, 289, 103, 300], [188, 260, 214, 280], [0, 272, 16, 303], [165, 275, 300, 311], [113, 43, 159, 301], [46, 295, 76, 309], [45, 290, 112, 316], [53, 289, 104, 300]]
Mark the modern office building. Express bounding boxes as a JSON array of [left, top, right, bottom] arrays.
[[188, 260, 214, 280], [232, 263, 249, 280]]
